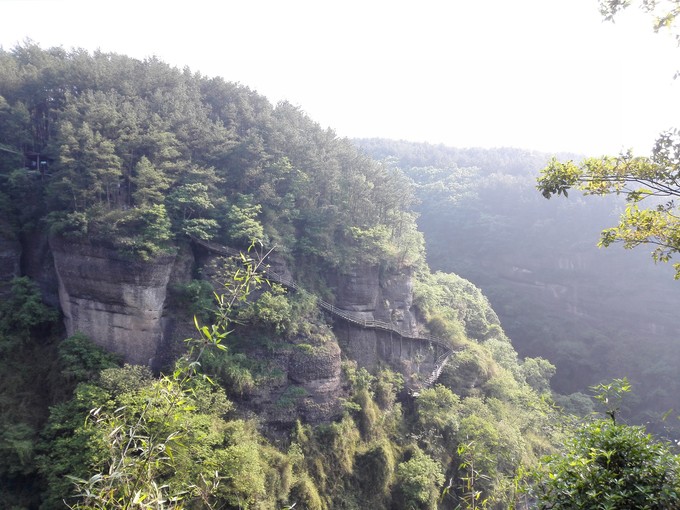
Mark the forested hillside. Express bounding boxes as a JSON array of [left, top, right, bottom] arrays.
[[0, 44, 570, 509], [0, 46, 425, 274], [355, 138, 680, 435]]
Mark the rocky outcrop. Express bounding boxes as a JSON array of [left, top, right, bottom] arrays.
[[158, 245, 197, 368], [375, 268, 417, 333], [41, 234, 433, 424], [332, 265, 380, 312], [190, 242, 346, 425], [329, 263, 440, 385], [51, 238, 176, 366], [240, 332, 344, 428], [331, 264, 418, 333], [287, 338, 343, 422]]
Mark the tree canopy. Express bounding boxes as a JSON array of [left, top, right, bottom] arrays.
[[0, 43, 420, 274], [531, 380, 680, 510]]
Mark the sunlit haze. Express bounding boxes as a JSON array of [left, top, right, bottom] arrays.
[[2, 0, 679, 156]]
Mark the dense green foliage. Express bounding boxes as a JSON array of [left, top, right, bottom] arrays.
[[0, 278, 61, 509], [535, 420, 680, 509], [21, 287, 564, 510], [0, 277, 121, 509], [531, 380, 680, 509], [0, 43, 419, 273]]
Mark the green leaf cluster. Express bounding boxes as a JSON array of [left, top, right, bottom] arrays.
[[0, 276, 58, 341], [531, 379, 680, 509], [537, 150, 680, 278]]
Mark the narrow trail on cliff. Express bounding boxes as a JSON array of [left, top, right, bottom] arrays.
[[191, 237, 460, 388]]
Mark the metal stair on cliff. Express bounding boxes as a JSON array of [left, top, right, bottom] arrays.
[[191, 237, 459, 388]]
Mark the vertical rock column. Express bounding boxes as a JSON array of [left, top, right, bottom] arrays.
[[331, 265, 381, 368], [51, 238, 176, 365]]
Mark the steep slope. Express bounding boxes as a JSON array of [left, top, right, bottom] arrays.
[[355, 138, 680, 433]]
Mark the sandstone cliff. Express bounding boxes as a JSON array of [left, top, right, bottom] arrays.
[[9, 235, 433, 425], [50, 238, 177, 366], [194, 247, 345, 426], [329, 264, 443, 386]]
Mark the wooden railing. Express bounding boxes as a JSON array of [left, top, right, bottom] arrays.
[[192, 237, 460, 387]]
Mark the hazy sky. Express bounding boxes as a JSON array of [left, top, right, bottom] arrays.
[[2, 0, 679, 156]]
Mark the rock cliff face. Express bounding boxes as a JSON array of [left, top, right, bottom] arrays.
[[332, 265, 418, 333], [375, 268, 417, 332], [10, 235, 428, 425], [330, 264, 439, 385], [51, 238, 177, 366], [22, 231, 60, 307], [195, 248, 345, 426], [246, 334, 344, 428]]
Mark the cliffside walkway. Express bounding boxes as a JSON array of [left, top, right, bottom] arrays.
[[192, 237, 457, 387]]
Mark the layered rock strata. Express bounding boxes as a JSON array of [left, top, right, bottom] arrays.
[[330, 264, 440, 384], [51, 238, 176, 365]]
